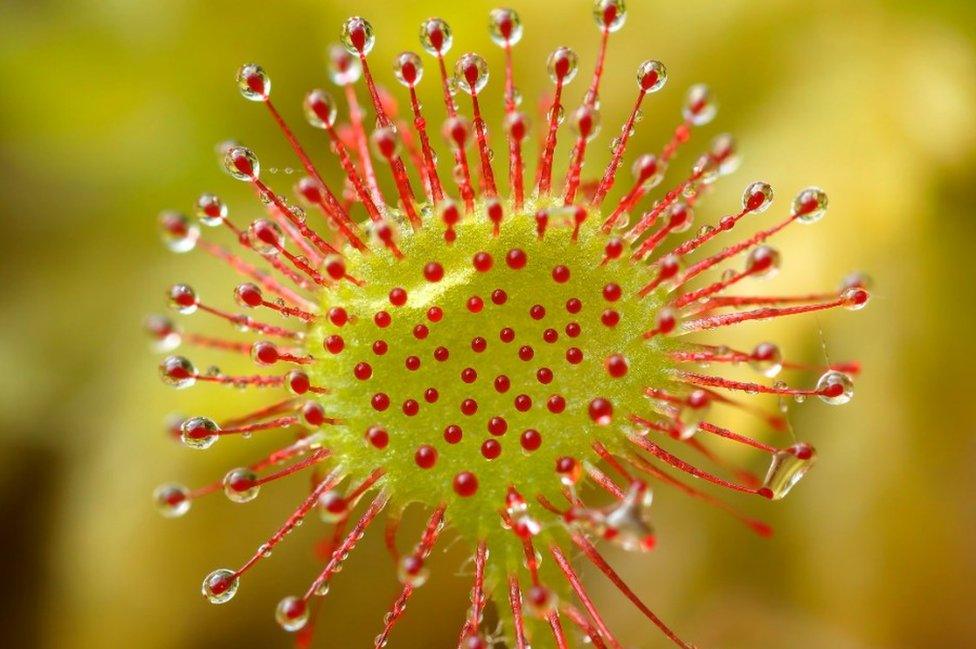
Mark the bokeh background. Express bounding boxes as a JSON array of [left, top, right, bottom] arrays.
[[2, 0, 975, 647]]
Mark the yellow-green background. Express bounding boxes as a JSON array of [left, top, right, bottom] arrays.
[[2, 0, 974, 647]]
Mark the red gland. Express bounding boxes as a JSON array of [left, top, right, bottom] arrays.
[[324, 336, 345, 354], [444, 424, 463, 444], [453, 471, 479, 497], [423, 262, 444, 282], [537, 368, 554, 384], [354, 362, 372, 380], [552, 265, 570, 283], [588, 397, 613, 425], [603, 283, 622, 302], [481, 439, 501, 460], [402, 399, 419, 416], [494, 375, 511, 393], [473, 252, 493, 272], [366, 426, 389, 449], [487, 416, 508, 437], [371, 393, 390, 411], [389, 287, 408, 306], [491, 289, 507, 305], [328, 306, 348, 326], [565, 322, 581, 337], [415, 445, 437, 469], [505, 248, 527, 269], [520, 429, 542, 452], [606, 354, 629, 377], [601, 309, 620, 327], [467, 296, 484, 313], [302, 401, 327, 426], [566, 297, 582, 314], [566, 347, 583, 364], [374, 311, 392, 328], [547, 395, 566, 413], [461, 399, 478, 416]]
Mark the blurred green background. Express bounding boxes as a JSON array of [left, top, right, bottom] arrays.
[[2, 0, 975, 647]]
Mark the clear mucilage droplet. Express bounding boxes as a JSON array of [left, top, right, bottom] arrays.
[[488, 8, 523, 46], [593, 0, 628, 33], [159, 211, 199, 253], [761, 443, 816, 499], [195, 193, 227, 227], [397, 556, 430, 588], [742, 180, 774, 213], [602, 481, 656, 552], [394, 51, 424, 88], [817, 370, 854, 405], [419, 18, 453, 56], [637, 60, 667, 92], [547, 46, 580, 84], [328, 44, 362, 85], [275, 596, 309, 632], [792, 186, 829, 223], [180, 416, 220, 450], [202, 569, 240, 604], [683, 83, 717, 126], [340, 16, 375, 55], [223, 467, 260, 503], [750, 342, 783, 378], [159, 355, 197, 389], [236, 63, 271, 102], [304, 89, 338, 129], [454, 53, 489, 95], [153, 483, 191, 518], [222, 146, 260, 181]]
